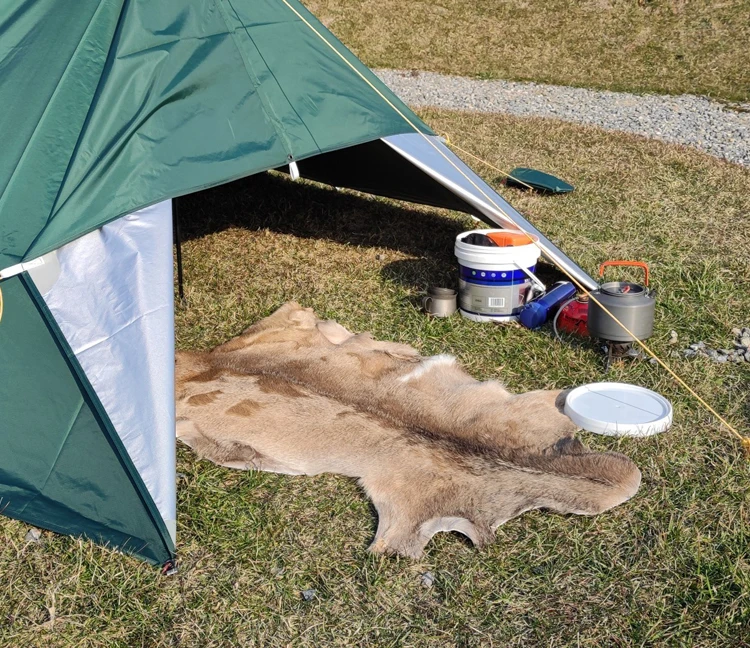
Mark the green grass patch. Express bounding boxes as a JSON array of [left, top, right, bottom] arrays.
[[307, 0, 750, 101], [1, 112, 749, 646]]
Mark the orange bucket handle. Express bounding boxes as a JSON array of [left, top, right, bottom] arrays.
[[598, 260, 649, 286]]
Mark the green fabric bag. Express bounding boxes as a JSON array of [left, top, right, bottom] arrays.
[[506, 168, 574, 194]]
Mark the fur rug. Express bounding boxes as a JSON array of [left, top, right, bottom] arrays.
[[176, 303, 641, 558]]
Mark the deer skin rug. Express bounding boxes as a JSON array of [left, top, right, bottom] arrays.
[[176, 302, 641, 558]]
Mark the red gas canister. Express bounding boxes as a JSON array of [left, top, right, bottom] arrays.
[[555, 295, 589, 336]]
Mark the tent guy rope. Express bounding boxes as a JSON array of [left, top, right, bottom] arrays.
[[277, 0, 750, 453], [440, 137, 535, 191]]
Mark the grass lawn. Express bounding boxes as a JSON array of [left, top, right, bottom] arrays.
[[307, 0, 750, 101], [2, 111, 750, 646]]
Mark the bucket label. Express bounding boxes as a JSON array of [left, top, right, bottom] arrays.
[[458, 279, 529, 315]]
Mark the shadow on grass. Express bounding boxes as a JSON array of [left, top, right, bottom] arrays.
[[176, 171, 469, 263], [381, 258, 455, 293], [177, 170, 585, 319]]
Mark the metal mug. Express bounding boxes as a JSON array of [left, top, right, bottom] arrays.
[[423, 287, 457, 317]]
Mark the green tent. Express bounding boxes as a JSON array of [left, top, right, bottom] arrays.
[[0, 0, 595, 567]]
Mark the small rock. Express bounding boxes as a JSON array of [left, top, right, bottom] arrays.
[[683, 349, 697, 358], [420, 571, 435, 588], [732, 328, 742, 337], [300, 589, 317, 601], [668, 330, 679, 345], [741, 337, 750, 348], [25, 528, 42, 544], [719, 349, 733, 355], [271, 566, 285, 577], [176, 472, 187, 480], [716, 355, 728, 363], [745, 351, 750, 362]]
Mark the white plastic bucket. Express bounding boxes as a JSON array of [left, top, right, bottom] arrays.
[[454, 229, 542, 322]]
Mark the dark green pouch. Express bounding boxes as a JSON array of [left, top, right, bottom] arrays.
[[506, 168, 574, 194]]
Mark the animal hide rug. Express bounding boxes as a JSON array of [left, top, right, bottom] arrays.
[[176, 302, 641, 558]]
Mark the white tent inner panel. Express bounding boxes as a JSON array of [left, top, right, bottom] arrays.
[[28, 200, 177, 542]]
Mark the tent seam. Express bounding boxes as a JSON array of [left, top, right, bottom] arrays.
[[16, 0, 131, 264], [223, 0, 322, 154], [214, 0, 296, 160]]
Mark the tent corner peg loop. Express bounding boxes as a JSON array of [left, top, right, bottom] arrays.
[[161, 559, 178, 576]]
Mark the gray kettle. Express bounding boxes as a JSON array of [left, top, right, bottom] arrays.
[[587, 261, 656, 342]]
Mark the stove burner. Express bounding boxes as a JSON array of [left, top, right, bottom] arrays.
[[602, 341, 643, 370]]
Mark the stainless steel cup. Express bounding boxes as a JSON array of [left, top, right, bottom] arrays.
[[423, 287, 457, 317]]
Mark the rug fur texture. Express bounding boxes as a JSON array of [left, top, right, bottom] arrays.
[[176, 302, 641, 558]]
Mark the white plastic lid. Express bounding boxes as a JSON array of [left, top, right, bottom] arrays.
[[564, 382, 672, 437]]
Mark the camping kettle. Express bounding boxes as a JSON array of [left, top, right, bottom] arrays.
[[587, 261, 656, 343]]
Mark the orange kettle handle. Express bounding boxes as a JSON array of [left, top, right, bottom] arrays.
[[598, 260, 649, 286]]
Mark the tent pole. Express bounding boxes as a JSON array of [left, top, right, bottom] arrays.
[[173, 198, 186, 306]]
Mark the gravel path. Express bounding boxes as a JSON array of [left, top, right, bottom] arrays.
[[376, 69, 750, 167]]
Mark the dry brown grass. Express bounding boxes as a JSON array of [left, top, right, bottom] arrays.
[[1, 111, 749, 646], [307, 0, 750, 101]]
